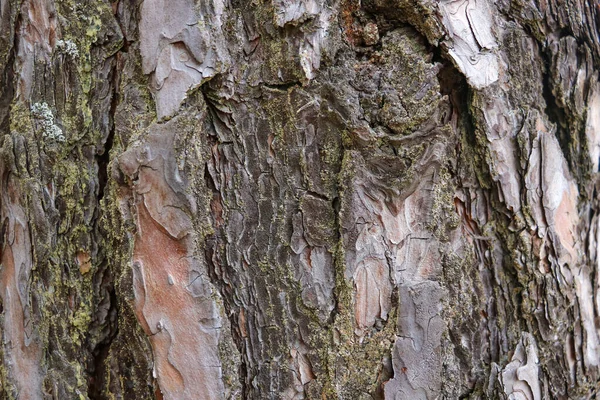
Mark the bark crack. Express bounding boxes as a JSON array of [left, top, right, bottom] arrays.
[[88, 3, 128, 396], [0, 2, 20, 133]]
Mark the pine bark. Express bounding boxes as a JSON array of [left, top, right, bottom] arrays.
[[0, 0, 599, 399]]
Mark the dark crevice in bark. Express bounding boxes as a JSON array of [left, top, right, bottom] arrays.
[[544, 44, 593, 193], [262, 81, 301, 92], [201, 89, 250, 397], [98, 0, 129, 202], [458, 386, 477, 400], [97, 52, 121, 201], [328, 191, 342, 327], [434, 41, 475, 177], [113, 0, 131, 53], [540, 43, 581, 182], [88, 8, 127, 393], [97, 121, 115, 198], [87, 278, 119, 400], [435, 52, 467, 102], [97, 101, 116, 201], [331, 194, 341, 232], [0, 5, 19, 134], [304, 189, 330, 202]]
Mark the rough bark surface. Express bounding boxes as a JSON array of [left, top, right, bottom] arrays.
[[0, 0, 599, 399]]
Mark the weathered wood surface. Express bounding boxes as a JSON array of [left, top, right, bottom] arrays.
[[0, 0, 599, 398]]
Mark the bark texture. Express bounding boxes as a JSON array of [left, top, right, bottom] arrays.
[[0, 0, 599, 399]]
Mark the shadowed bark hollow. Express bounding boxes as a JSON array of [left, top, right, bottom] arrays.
[[0, 0, 599, 399]]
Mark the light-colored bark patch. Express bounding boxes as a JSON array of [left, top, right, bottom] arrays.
[[139, 0, 230, 118], [0, 177, 43, 399], [439, 0, 498, 88]]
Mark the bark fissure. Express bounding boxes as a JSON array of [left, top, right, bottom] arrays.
[[0, 2, 19, 133], [96, 58, 120, 202]]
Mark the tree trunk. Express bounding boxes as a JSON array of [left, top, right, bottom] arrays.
[[0, 0, 599, 398]]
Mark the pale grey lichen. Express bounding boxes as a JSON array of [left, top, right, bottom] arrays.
[[31, 102, 66, 142], [54, 39, 79, 58]]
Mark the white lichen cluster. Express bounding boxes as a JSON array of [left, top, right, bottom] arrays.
[[31, 103, 66, 142], [55, 39, 79, 58]]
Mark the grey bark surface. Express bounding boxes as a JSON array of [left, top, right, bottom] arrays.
[[0, 0, 599, 399]]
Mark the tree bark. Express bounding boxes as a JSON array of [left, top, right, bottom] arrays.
[[0, 0, 599, 398]]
